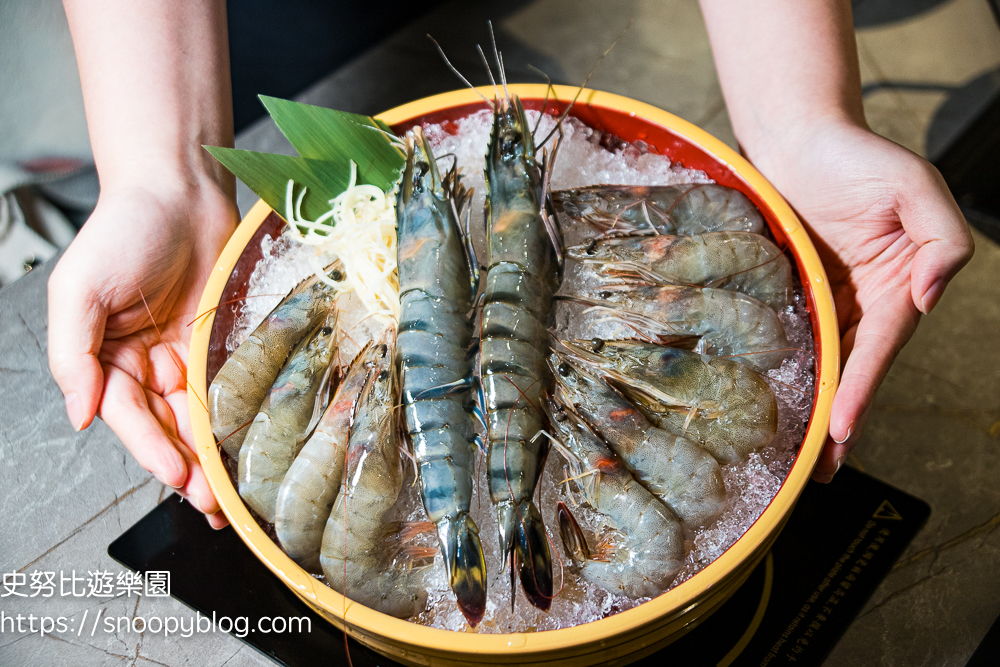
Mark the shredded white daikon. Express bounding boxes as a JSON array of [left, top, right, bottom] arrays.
[[283, 162, 400, 321]]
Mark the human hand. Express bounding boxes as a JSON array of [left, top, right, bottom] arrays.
[[749, 120, 974, 482], [47, 173, 237, 527]]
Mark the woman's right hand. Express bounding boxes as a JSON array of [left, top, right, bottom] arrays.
[[48, 170, 237, 527], [57, 0, 236, 522]]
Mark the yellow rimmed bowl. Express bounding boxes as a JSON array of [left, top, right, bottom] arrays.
[[188, 85, 839, 667]]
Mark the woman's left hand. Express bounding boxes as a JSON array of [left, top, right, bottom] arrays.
[[749, 119, 974, 481]]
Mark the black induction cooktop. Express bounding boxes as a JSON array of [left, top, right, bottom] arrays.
[[108, 466, 929, 667]]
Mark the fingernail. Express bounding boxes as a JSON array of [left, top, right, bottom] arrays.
[[834, 455, 845, 474], [920, 279, 946, 314], [156, 471, 185, 489], [64, 393, 86, 431], [834, 425, 853, 444]]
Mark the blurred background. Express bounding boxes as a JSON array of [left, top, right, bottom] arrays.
[[1, 1, 998, 665]]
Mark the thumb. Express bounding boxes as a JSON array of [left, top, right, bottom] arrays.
[[897, 163, 974, 314], [47, 264, 107, 431]]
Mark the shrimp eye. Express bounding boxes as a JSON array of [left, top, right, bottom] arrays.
[[599, 290, 613, 299], [557, 362, 571, 377], [376, 344, 388, 356], [320, 326, 333, 336], [330, 269, 344, 282], [590, 338, 604, 353], [378, 369, 390, 381], [585, 239, 598, 255], [554, 409, 567, 422]]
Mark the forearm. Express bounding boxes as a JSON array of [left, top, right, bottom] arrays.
[[64, 0, 235, 199], [699, 0, 865, 169]]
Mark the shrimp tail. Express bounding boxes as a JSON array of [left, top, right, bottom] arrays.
[[506, 499, 553, 611], [556, 501, 591, 563], [438, 512, 488, 627]]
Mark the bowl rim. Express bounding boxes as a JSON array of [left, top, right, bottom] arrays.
[[188, 84, 839, 656]]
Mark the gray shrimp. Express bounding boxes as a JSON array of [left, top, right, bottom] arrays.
[[559, 339, 777, 464], [238, 309, 338, 523], [480, 91, 560, 610], [273, 340, 373, 572], [550, 352, 726, 529], [561, 284, 789, 372], [567, 232, 792, 310], [552, 184, 765, 237], [209, 262, 342, 458], [320, 327, 430, 619], [544, 399, 685, 598], [396, 132, 486, 626]]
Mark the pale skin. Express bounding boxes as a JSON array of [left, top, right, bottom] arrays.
[[50, 0, 973, 526], [699, 0, 973, 481], [51, 0, 237, 527]]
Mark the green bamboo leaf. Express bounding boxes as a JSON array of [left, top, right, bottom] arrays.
[[258, 96, 404, 192], [204, 146, 352, 222]]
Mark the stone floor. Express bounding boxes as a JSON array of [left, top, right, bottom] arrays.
[[1, 0, 998, 665]]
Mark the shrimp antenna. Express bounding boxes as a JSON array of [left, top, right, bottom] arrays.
[[537, 19, 633, 149], [428, 35, 495, 111], [476, 44, 502, 102], [487, 21, 510, 105], [527, 64, 556, 141]]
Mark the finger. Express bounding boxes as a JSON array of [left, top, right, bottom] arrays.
[[206, 511, 230, 530], [829, 285, 919, 445], [47, 264, 108, 431], [163, 389, 221, 517], [145, 389, 179, 440], [164, 387, 195, 448], [182, 462, 221, 516], [813, 405, 871, 482], [99, 364, 188, 488], [896, 163, 975, 313]]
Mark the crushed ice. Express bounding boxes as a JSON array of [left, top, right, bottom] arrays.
[[226, 109, 815, 632]]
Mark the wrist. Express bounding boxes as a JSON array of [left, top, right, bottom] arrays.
[[98, 152, 236, 223], [97, 141, 235, 199], [737, 113, 870, 192]]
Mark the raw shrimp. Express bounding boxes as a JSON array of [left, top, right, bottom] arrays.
[[560, 284, 789, 372], [544, 399, 685, 598], [550, 352, 726, 529], [273, 340, 373, 573], [209, 262, 342, 457], [567, 232, 792, 310], [559, 339, 777, 464], [552, 184, 764, 237], [480, 90, 558, 610], [320, 328, 429, 619], [396, 132, 486, 626], [238, 309, 339, 523]]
